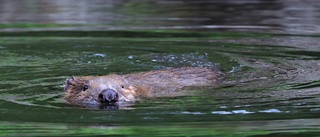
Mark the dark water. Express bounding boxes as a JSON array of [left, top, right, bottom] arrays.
[[0, 0, 320, 137]]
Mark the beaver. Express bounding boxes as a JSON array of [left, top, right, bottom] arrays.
[[64, 67, 223, 106]]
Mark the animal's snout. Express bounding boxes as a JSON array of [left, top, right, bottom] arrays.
[[98, 89, 119, 103]]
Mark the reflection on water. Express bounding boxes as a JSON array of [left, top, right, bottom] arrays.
[[0, 35, 319, 136], [0, 0, 320, 34], [0, 0, 320, 136], [1, 118, 319, 136]]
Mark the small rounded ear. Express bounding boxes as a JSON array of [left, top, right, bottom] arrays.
[[64, 76, 77, 91], [64, 77, 77, 91]]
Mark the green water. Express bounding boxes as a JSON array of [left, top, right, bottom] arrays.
[[1, 0, 320, 136], [0, 31, 319, 136]]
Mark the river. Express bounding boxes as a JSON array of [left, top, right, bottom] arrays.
[[0, 0, 319, 136]]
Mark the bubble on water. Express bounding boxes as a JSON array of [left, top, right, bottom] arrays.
[[128, 55, 134, 59], [93, 53, 107, 57], [151, 59, 159, 62], [149, 52, 218, 68]]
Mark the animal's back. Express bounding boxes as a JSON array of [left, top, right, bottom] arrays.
[[124, 67, 223, 96]]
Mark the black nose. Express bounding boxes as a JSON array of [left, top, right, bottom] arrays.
[[98, 89, 119, 103]]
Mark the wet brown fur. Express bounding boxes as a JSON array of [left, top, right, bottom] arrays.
[[64, 67, 223, 105]]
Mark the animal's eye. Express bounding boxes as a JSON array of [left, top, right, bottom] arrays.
[[82, 85, 89, 91], [120, 84, 125, 89]]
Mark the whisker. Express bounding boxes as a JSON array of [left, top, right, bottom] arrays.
[[77, 69, 83, 77]]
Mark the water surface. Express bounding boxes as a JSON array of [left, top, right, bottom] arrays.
[[0, 0, 320, 137]]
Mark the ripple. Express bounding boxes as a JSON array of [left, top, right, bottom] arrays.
[[258, 109, 282, 113], [211, 111, 233, 115], [211, 109, 290, 115], [310, 108, 320, 112], [232, 110, 254, 114], [180, 111, 206, 115], [146, 52, 219, 68]]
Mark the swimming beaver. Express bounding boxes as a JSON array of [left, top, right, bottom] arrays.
[[64, 67, 223, 105]]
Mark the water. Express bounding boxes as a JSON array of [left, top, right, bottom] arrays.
[[0, 0, 320, 137]]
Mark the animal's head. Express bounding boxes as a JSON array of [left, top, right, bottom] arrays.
[[64, 75, 137, 105]]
